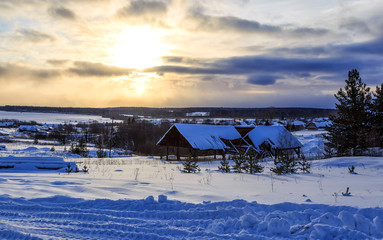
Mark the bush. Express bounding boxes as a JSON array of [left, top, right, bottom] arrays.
[[65, 163, 72, 174], [182, 154, 200, 173], [244, 153, 264, 174], [96, 150, 107, 158], [270, 153, 297, 175], [218, 159, 230, 173], [232, 152, 246, 173], [69, 137, 89, 157], [297, 156, 311, 173], [82, 165, 89, 173]]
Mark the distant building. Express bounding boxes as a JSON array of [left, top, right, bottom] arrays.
[[186, 112, 210, 117], [306, 122, 318, 130], [18, 125, 40, 132], [0, 122, 14, 128]]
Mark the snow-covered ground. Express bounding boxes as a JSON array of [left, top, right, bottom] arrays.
[[0, 110, 115, 124], [1, 127, 383, 238], [293, 130, 327, 159]]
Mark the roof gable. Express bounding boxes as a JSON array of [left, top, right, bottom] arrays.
[[245, 126, 303, 149], [157, 124, 241, 150]]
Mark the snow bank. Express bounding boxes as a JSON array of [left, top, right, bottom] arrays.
[[0, 195, 381, 239], [0, 156, 76, 172]]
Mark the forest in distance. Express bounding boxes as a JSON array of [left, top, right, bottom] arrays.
[[0, 105, 336, 120]]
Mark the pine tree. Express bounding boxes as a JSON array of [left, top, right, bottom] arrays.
[[243, 151, 264, 174], [371, 84, 383, 147], [182, 154, 200, 173], [270, 152, 297, 174], [218, 159, 231, 173], [232, 152, 246, 173], [325, 69, 372, 156]]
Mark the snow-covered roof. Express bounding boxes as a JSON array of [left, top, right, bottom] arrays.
[[19, 125, 40, 132], [157, 124, 241, 150], [314, 121, 332, 128], [245, 126, 303, 149], [292, 120, 306, 126], [0, 122, 14, 127]]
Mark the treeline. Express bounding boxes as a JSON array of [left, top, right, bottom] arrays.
[[0, 105, 335, 120], [325, 69, 383, 156], [43, 120, 171, 156]]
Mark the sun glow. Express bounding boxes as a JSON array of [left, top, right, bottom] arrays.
[[108, 27, 170, 70]]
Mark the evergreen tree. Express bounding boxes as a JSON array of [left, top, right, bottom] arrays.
[[371, 84, 383, 147], [270, 152, 297, 175], [232, 152, 246, 173], [244, 153, 264, 174], [218, 158, 231, 173], [325, 69, 372, 156], [182, 154, 200, 173]]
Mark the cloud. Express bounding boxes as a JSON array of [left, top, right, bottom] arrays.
[[186, 10, 328, 36], [68, 61, 133, 77], [247, 75, 278, 85], [271, 36, 383, 57], [46, 59, 70, 66], [115, 0, 169, 26], [339, 18, 371, 34], [340, 37, 383, 55], [117, 0, 168, 17], [187, 11, 280, 34], [48, 6, 77, 20], [17, 29, 55, 43], [0, 63, 60, 83], [144, 54, 375, 85]]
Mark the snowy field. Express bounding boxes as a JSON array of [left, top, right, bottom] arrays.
[[0, 110, 115, 124], [1, 127, 383, 238]]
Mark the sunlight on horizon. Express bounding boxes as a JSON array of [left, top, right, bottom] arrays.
[[108, 26, 171, 70]]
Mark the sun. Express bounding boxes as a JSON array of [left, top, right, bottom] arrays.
[[108, 26, 170, 70]]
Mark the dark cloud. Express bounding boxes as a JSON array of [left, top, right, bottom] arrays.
[[340, 37, 383, 55], [187, 11, 280, 34], [48, 6, 77, 20], [272, 46, 329, 56], [47, 59, 70, 66], [18, 29, 55, 43], [144, 54, 374, 84], [68, 61, 133, 77], [117, 0, 168, 18], [162, 56, 213, 66], [339, 18, 371, 34], [247, 75, 278, 85], [272, 37, 383, 57], [0, 63, 60, 82], [186, 10, 328, 36]]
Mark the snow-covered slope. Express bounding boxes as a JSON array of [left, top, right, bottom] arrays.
[[0, 195, 382, 239]]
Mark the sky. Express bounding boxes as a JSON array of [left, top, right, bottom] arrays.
[[0, 0, 383, 108]]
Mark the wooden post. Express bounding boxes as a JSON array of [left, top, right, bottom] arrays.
[[176, 147, 180, 161], [166, 146, 169, 161]]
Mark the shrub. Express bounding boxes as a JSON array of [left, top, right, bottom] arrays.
[[65, 163, 72, 174], [232, 152, 246, 173], [82, 165, 89, 173], [244, 153, 264, 174], [297, 156, 311, 173], [182, 154, 200, 173], [270, 152, 297, 175], [218, 159, 230, 173], [348, 165, 357, 174]]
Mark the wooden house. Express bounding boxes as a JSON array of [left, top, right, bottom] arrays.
[[243, 126, 303, 158], [157, 124, 242, 160], [306, 122, 318, 130]]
